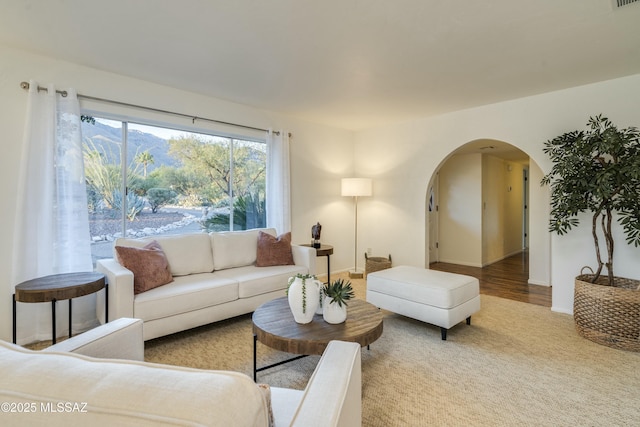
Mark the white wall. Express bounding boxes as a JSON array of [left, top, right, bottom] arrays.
[[438, 153, 483, 266], [528, 161, 551, 287], [0, 45, 356, 342], [482, 155, 505, 265], [436, 153, 524, 267], [355, 72, 640, 314], [503, 160, 525, 258]]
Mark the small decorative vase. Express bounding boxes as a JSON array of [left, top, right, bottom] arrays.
[[287, 276, 320, 324], [323, 297, 347, 324]]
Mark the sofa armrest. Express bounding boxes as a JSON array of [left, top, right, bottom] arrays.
[[272, 340, 362, 427], [291, 244, 317, 276], [96, 258, 135, 323], [42, 318, 144, 361]]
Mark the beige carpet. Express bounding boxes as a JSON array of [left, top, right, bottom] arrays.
[[145, 273, 640, 426]]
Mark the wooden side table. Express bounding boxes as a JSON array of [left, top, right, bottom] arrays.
[[13, 272, 107, 344], [301, 244, 334, 283]]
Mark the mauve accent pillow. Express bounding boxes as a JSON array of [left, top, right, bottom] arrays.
[[256, 231, 295, 267], [115, 240, 173, 294]]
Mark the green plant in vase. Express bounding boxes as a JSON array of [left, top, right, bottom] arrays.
[[323, 279, 355, 307], [541, 114, 640, 351], [322, 278, 355, 324]]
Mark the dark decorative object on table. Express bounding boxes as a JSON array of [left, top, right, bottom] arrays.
[[311, 222, 322, 248]]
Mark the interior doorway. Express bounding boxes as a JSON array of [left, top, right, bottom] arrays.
[[522, 167, 529, 250], [428, 173, 439, 263], [426, 138, 551, 295]]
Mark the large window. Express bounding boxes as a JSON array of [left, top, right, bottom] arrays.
[[81, 117, 266, 264]]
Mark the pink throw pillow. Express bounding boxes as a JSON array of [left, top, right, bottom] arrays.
[[256, 231, 295, 267], [115, 240, 173, 294]]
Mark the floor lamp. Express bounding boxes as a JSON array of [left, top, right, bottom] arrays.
[[341, 178, 372, 279]]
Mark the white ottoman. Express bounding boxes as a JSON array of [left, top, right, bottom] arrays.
[[366, 266, 480, 340]]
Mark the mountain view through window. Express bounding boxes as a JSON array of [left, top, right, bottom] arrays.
[[81, 118, 266, 265]]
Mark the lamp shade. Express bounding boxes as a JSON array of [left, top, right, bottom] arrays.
[[341, 178, 372, 197]]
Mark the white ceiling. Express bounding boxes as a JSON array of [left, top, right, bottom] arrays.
[[1, 0, 640, 131]]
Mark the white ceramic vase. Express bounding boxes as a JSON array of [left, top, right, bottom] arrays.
[[287, 276, 321, 324], [322, 297, 347, 324]]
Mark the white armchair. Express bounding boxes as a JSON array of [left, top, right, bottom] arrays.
[[42, 317, 144, 360], [0, 318, 362, 426]]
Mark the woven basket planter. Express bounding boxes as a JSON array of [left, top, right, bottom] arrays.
[[574, 274, 640, 352], [365, 254, 392, 278]]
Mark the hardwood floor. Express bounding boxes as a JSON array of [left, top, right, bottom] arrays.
[[430, 251, 552, 307]]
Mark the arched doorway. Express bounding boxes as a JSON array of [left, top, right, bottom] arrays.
[[426, 139, 551, 303]]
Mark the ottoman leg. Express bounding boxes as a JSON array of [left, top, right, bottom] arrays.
[[466, 316, 471, 325], [440, 328, 447, 341]]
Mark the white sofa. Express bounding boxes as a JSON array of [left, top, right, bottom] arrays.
[[0, 318, 362, 426], [96, 228, 316, 340]]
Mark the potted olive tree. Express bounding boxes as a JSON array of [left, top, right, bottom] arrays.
[[541, 114, 640, 351]]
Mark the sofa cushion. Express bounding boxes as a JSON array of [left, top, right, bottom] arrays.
[[115, 233, 214, 277], [211, 228, 276, 270], [214, 264, 307, 298], [115, 240, 173, 294], [271, 387, 303, 427], [133, 273, 239, 322], [0, 341, 269, 427], [256, 231, 295, 267]]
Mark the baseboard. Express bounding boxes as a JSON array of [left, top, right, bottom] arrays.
[[551, 306, 573, 315], [316, 268, 351, 279], [436, 259, 483, 268], [16, 318, 100, 347], [527, 279, 551, 287]]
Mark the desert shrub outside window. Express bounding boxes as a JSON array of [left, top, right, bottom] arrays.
[[81, 117, 266, 265]]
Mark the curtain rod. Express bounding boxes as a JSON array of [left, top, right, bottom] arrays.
[[19, 81, 288, 137]]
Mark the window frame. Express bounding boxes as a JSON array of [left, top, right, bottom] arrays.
[[80, 110, 268, 263]]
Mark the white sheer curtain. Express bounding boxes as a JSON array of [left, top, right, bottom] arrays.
[[12, 81, 93, 344], [265, 130, 291, 234]]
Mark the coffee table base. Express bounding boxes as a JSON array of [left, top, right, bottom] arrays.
[[253, 336, 373, 381], [253, 334, 309, 381], [252, 297, 383, 381]]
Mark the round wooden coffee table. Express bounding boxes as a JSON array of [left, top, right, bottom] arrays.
[[252, 296, 383, 380]]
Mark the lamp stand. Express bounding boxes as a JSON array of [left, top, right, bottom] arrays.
[[349, 195, 364, 279], [341, 177, 372, 279]]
